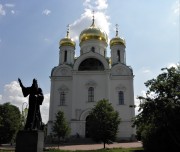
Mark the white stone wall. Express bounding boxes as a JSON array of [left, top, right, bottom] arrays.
[[71, 71, 109, 120], [110, 45, 126, 65], [80, 39, 107, 56], [59, 46, 75, 65], [48, 65, 135, 139], [48, 33, 135, 140], [109, 76, 135, 138]]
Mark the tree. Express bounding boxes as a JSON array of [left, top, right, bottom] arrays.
[[52, 111, 70, 147], [88, 99, 121, 148], [133, 66, 180, 151], [0, 102, 21, 144]]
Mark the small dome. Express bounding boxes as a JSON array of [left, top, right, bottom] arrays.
[[110, 24, 126, 47], [79, 19, 108, 45], [59, 25, 76, 48], [110, 36, 126, 47], [59, 37, 76, 48]]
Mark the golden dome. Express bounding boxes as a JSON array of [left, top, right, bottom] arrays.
[[79, 18, 108, 45], [110, 37, 126, 47], [59, 25, 76, 48], [110, 24, 126, 47], [59, 37, 76, 48]]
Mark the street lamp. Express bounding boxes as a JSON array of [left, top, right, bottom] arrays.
[[22, 102, 28, 126]]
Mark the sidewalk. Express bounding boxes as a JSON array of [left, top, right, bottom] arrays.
[[47, 142, 142, 151], [0, 142, 142, 151]]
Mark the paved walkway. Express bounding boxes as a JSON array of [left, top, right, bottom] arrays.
[[0, 142, 142, 151], [47, 142, 142, 151]]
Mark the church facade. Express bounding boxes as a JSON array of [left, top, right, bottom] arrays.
[[47, 18, 135, 140]]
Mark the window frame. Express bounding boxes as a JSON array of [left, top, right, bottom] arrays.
[[118, 91, 124, 105], [60, 91, 66, 106], [88, 87, 94, 102], [64, 50, 67, 62], [117, 50, 120, 62]]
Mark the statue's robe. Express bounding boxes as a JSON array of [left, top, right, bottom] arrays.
[[21, 85, 44, 130]]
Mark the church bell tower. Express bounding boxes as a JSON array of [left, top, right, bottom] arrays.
[[110, 24, 126, 65], [59, 25, 76, 65]]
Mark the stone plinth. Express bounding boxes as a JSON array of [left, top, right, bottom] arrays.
[[15, 130, 44, 152]]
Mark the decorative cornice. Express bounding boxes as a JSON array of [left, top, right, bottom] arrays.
[[58, 84, 69, 92], [116, 84, 126, 91], [85, 80, 97, 87]]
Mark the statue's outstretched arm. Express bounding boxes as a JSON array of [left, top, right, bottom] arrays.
[[18, 78, 23, 88], [18, 78, 30, 97]]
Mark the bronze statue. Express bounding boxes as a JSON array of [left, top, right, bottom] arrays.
[[18, 78, 44, 130]]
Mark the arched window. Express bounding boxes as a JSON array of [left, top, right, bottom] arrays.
[[64, 50, 67, 62], [118, 91, 124, 105], [78, 58, 104, 71], [91, 47, 95, 52], [117, 50, 120, 62], [88, 87, 94, 102], [60, 91, 66, 106]]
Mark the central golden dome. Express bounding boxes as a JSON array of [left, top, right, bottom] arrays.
[[79, 20, 108, 45]]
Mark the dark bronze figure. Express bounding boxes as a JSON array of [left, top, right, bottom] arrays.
[[18, 78, 44, 130]]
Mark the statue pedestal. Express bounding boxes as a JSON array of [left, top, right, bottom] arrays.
[[15, 130, 44, 152]]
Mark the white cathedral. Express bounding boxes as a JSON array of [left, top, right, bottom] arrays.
[[47, 16, 135, 140]]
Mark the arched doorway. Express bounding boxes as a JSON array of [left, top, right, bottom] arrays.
[[85, 116, 90, 138]]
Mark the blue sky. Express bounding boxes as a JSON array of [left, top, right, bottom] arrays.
[[0, 0, 179, 123]]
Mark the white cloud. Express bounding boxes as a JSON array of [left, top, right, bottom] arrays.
[[141, 67, 151, 74], [170, 0, 180, 25], [11, 10, 15, 14], [0, 4, 6, 16], [167, 62, 179, 68], [142, 69, 151, 74], [5, 3, 15, 8], [134, 97, 140, 115], [96, 0, 108, 10], [83, 0, 108, 10], [70, 0, 110, 44], [141, 89, 157, 99], [42, 9, 51, 16], [172, 0, 180, 15], [134, 90, 147, 115], [141, 90, 146, 97], [44, 38, 52, 44], [0, 81, 50, 124], [40, 93, 50, 123], [83, 0, 92, 9], [0, 3, 16, 16]]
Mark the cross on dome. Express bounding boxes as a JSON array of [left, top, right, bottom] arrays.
[[115, 24, 119, 37], [59, 24, 75, 48], [91, 10, 95, 27], [66, 24, 70, 38]]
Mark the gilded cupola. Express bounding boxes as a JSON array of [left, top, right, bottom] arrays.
[[79, 13, 108, 46], [59, 25, 76, 48], [110, 24, 126, 47]]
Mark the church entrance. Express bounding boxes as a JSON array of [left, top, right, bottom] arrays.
[[85, 116, 90, 138]]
